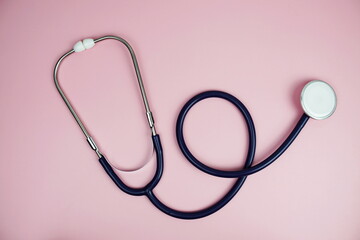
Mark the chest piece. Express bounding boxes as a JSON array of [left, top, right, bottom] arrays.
[[301, 80, 337, 120]]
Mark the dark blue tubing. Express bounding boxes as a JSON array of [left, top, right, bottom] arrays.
[[99, 90, 309, 219]]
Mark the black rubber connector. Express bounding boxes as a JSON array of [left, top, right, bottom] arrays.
[[99, 90, 309, 219]]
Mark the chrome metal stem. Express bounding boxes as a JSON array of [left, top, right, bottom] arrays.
[[53, 35, 157, 158], [94, 36, 156, 135]]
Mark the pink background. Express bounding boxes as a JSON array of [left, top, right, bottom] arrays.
[[1, 0, 360, 239]]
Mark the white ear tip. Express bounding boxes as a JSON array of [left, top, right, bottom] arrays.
[[73, 41, 85, 52], [300, 80, 337, 120], [83, 38, 95, 49]]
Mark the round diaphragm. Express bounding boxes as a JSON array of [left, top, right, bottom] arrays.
[[300, 80, 337, 120]]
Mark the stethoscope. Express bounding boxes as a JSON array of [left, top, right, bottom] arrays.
[[54, 35, 337, 220]]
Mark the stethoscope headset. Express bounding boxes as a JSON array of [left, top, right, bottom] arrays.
[[54, 35, 337, 219]]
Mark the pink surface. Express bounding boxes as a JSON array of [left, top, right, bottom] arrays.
[[0, 0, 360, 239]]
